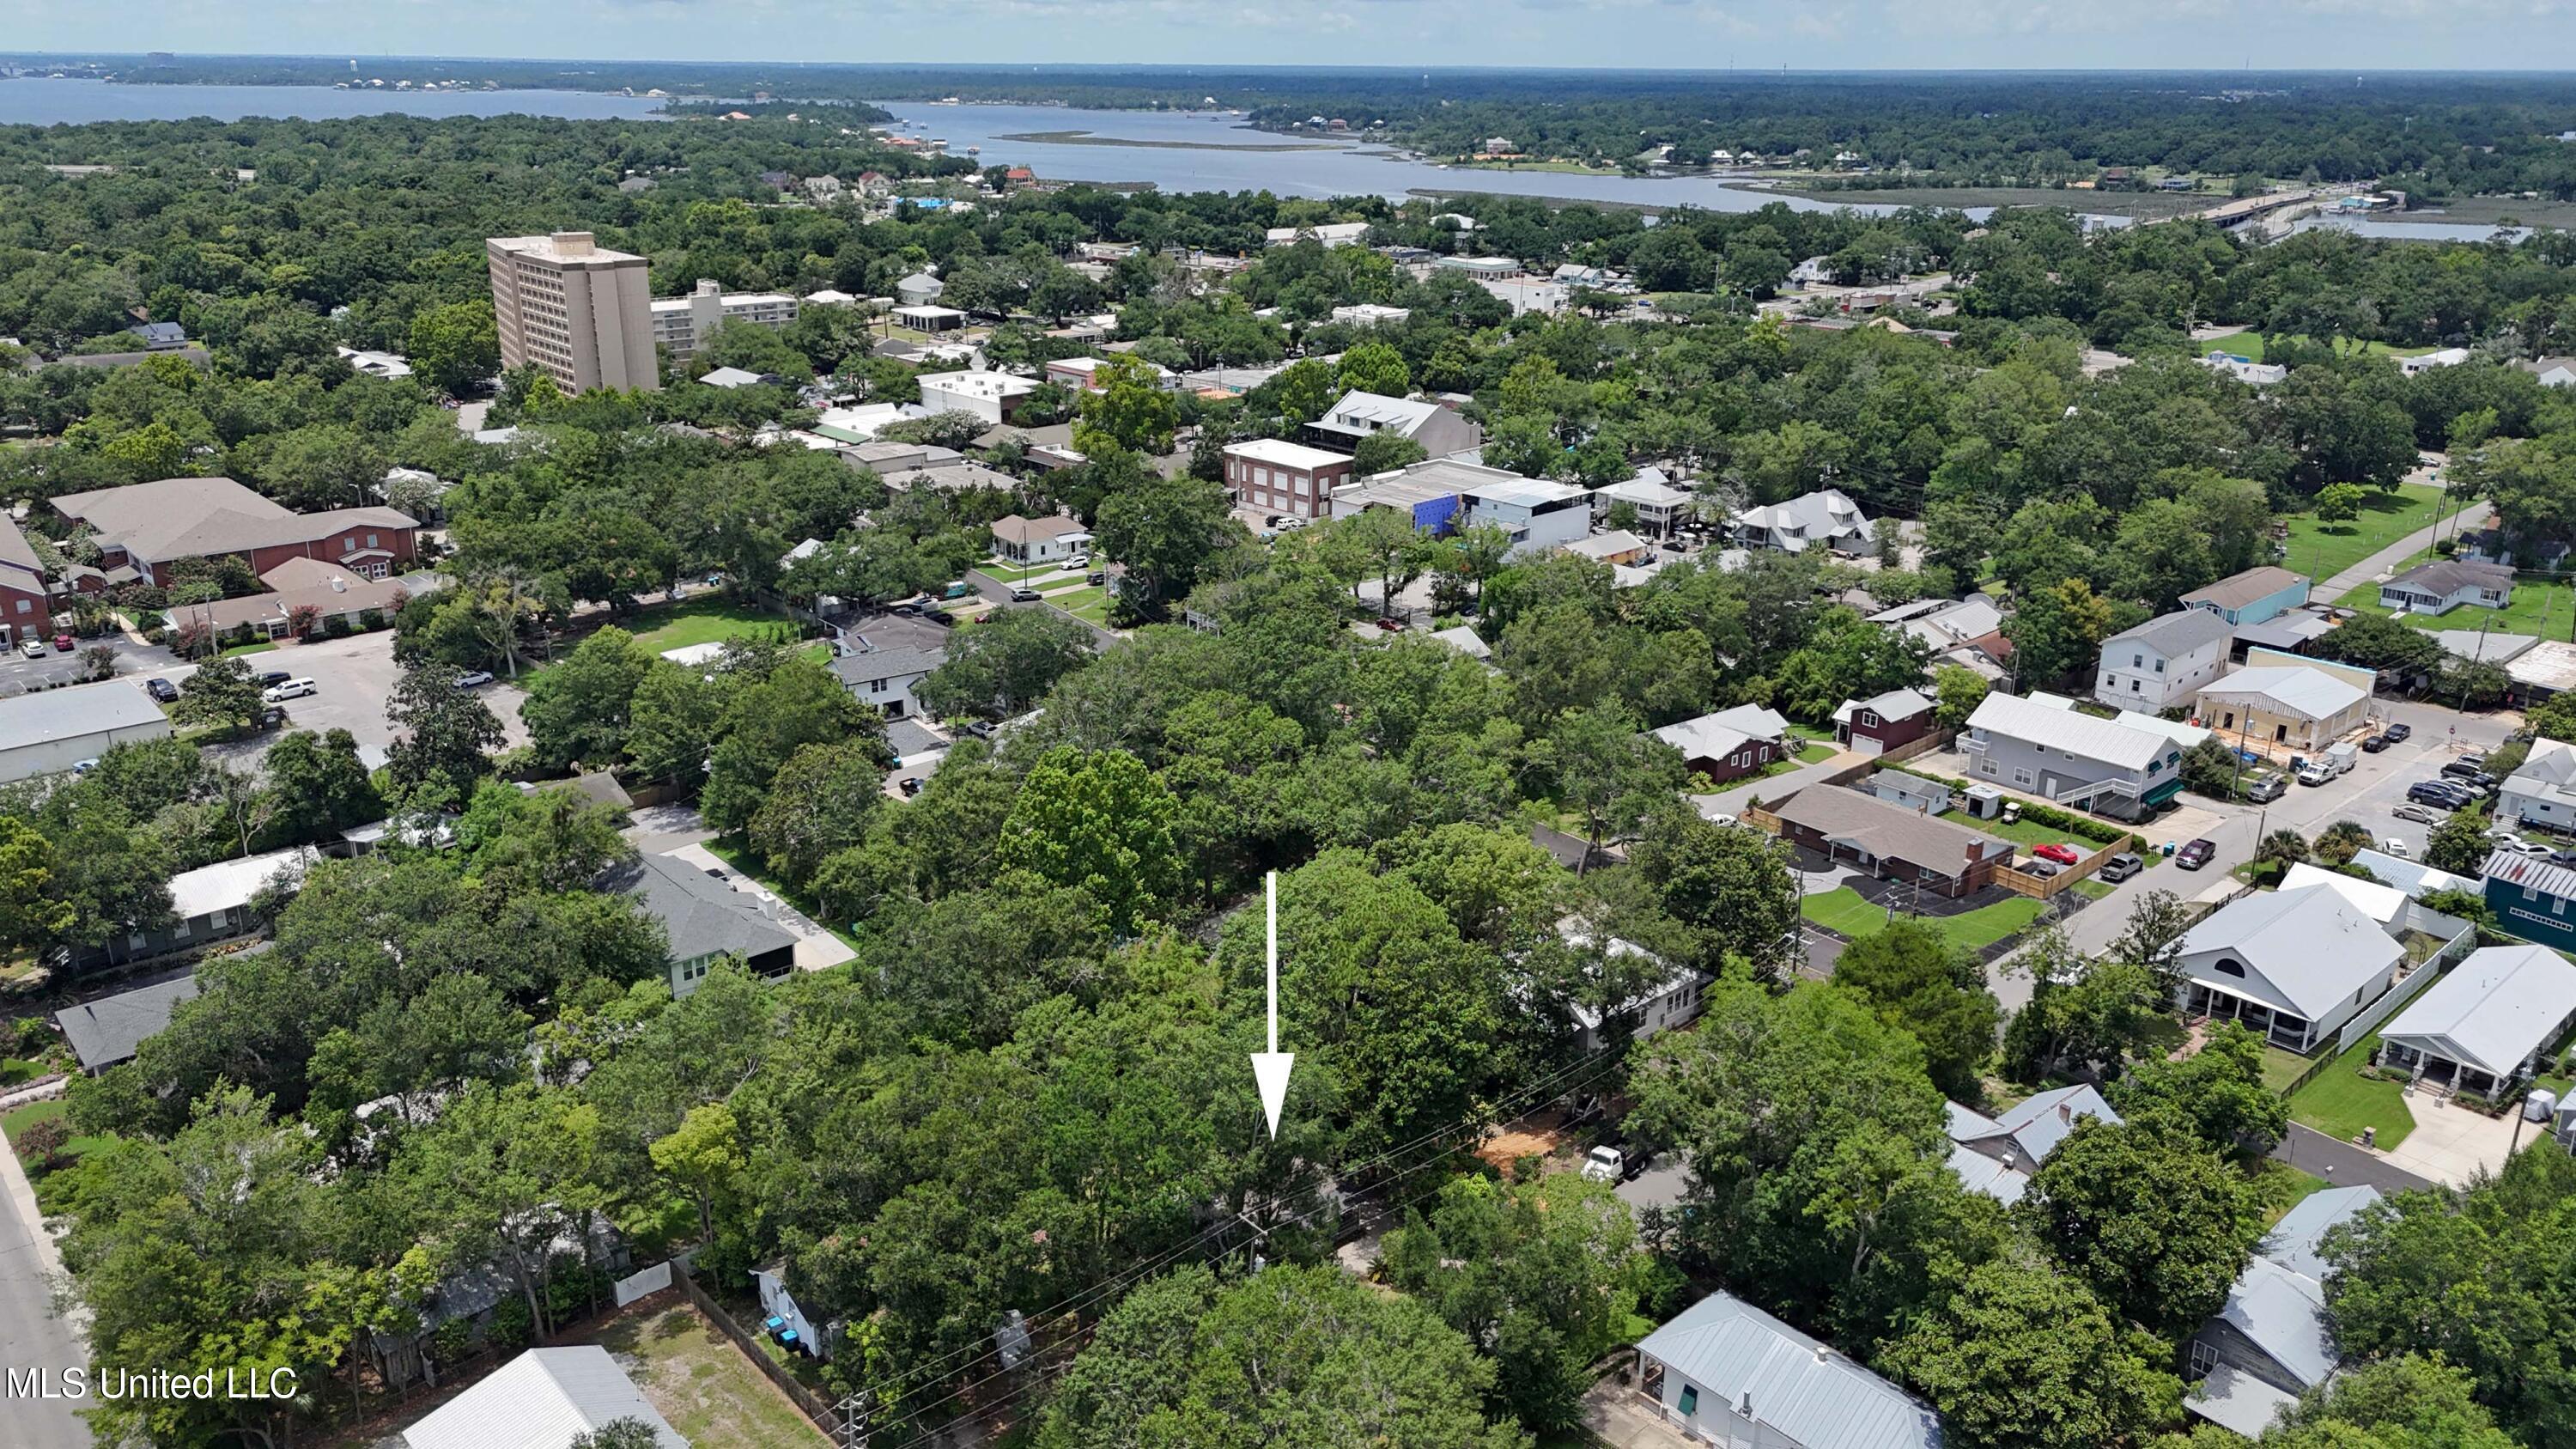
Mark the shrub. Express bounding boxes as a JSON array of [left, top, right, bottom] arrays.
[[12, 1117, 69, 1169], [2455, 1090, 2494, 1114], [356, 609, 385, 633], [323, 612, 352, 637]]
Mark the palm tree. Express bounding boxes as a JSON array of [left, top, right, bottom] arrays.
[[2313, 819, 2373, 868], [2255, 828, 2311, 877]]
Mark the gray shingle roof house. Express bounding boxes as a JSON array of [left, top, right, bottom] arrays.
[[58, 972, 203, 1073], [2379, 559, 2512, 617], [1768, 786, 2015, 898], [602, 853, 798, 997], [1631, 1291, 1941, 1449], [399, 1345, 685, 1449], [2184, 1186, 2383, 1439]]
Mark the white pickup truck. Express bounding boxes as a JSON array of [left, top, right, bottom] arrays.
[[2296, 742, 2359, 786]]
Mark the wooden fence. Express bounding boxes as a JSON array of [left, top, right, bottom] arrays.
[[1993, 837, 2132, 900], [676, 1262, 854, 1444]]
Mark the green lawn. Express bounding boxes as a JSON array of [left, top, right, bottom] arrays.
[[2338, 569, 2576, 641], [2251, 1160, 2333, 1227], [2069, 878, 2117, 901], [2209, 332, 2441, 365], [1701, 748, 1828, 795], [1960, 811, 2111, 854], [594, 1303, 832, 1449], [217, 639, 278, 658], [2, 1099, 107, 1160], [1038, 586, 1112, 625], [1787, 722, 1838, 743], [2278, 481, 2449, 587], [628, 600, 798, 654], [2261, 1044, 2318, 1094], [1801, 886, 2045, 953], [2287, 1031, 2416, 1150]]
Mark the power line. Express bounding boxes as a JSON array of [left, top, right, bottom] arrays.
[[854, 1051, 1637, 1446]]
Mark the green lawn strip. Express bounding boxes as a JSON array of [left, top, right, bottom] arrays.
[[2277, 481, 2447, 586], [2287, 1030, 2415, 1150], [1790, 741, 1836, 764], [2218, 333, 2441, 365], [702, 838, 862, 954], [1800, 886, 2044, 953], [2069, 878, 2116, 901], [2260, 1044, 2316, 1094], [218, 640, 279, 658], [1035, 575, 1094, 594], [1, 1099, 107, 1159], [629, 601, 796, 654], [1786, 721, 1837, 743], [2251, 1160, 2332, 1227], [1953, 811, 2102, 854]]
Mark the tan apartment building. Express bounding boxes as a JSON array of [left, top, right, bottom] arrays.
[[486, 231, 659, 394]]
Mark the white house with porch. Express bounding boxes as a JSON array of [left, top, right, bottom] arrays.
[[2376, 944, 2576, 1100], [1629, 1291, 1942, 1449], [2175, 883, 2407, 1053]]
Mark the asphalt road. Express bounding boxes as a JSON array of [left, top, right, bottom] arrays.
[[0, 1142, 88, 1448], [2271, 1123, 2438, 1196]]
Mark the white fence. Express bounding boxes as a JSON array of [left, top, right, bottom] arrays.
[[2333, 914, 2476, 1057], [611, 1260, 673, 1307]]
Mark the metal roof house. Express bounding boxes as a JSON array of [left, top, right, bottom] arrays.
[[1629, 1291, 1941, 1449], [399, 1345, 685, 1449], [1942, 1085, 2119, 1204], [1654, 704, 1794, 787], [1961, 691, 2184, 821], [2174, 564, 2318, 626], [2175, 884, 2407, 1053], [2500, 738, 2576, 837], [2184, 1186, 2382, 1439], [2378, 943, 2576, 1098], [2196, 665, 2372, 754], [1768, 786, 2015, 899], [1731, 487, 1870, 556], [1305, 388, 1484, 458]]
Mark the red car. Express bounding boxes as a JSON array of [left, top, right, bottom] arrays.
[[2033, 842, 2081, 866], [1375, 618, 1405, 632], [50, 634, 74, 651]]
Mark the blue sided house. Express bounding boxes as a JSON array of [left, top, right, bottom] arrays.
[[2182, 565, 2312, 628], [2482, 849, 2576, 953]]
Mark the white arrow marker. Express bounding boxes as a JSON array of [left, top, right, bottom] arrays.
[[1250, 869, 1295, 1140]]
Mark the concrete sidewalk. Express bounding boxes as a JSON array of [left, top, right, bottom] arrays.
[[2312, 495, 2490, 602], [0, 1117, 90, 1446]]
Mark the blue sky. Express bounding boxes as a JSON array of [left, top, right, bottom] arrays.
[[10, 0, 2576, 70]]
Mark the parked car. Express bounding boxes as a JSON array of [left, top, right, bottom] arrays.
[[898, 777, 923, 797], [144, 677, 177, 703], [50, 634, 73, 652], [2494, 834, 2551, 858], [2384, 838, 2412, 857], [2034, 842, 2082, 866], [2099, 852, 2143, 883], [1009, 588, 1040, 602], [15, 638, 43, 659], [1374, 618, 1405, 633], [2409, 780, 2473, 807], [2177, 838, 2218, 870], [2459, 749, 2489, 769], [454, 670, 495, 689], [70, 758, 98, 775], [2392, 804, 2438, 825], [2382, 721, 2412, 743], [2553, 848, 2576, 868], [940, 581, 972, 600], [255, 706, 286, 731], [2441, 759, 2493, 782], [2361, 734, 2389, 753], [1086, 572, 1106, 587], [2022, 858, 2063, 879], [254, 670, 291, 689], [2243, 774, 2287, 803], [262, 677, 317, 703]]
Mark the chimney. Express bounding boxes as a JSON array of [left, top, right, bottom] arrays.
[[1814, 1343, 1830, 1363], [550, 230, 597, 256], [2057, 1102, 2073, 1124]]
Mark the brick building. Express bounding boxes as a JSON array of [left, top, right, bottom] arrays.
[[1223, 439, 1355, 521], [52, 478, 418, 588]]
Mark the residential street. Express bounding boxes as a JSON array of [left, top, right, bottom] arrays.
[[0, 1136, 88, 1448], [2312, 493, 2490, 602]]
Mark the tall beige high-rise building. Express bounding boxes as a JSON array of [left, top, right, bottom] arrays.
[[485, 231, 659, 394]]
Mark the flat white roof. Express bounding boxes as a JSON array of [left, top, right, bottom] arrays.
[[1226, 438, 1350, 471], [0, 679, 170, 751], [167, 845, 319, 921], [2199, 665, 2368, 722]]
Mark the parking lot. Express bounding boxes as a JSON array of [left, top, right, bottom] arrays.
[[182, 631, 531, 772]]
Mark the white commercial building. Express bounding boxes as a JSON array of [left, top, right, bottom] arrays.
[[648, 277, 799, 361], [916, 370, 1041, 426], [1462, 477, 1594, 560], [486, 231, 658, 394], [0, 679, 173, 782]]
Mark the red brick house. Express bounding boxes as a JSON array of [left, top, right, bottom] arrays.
[[0, 514, 53, 646], [1223, 439, 1355, 522], [52, 478, 418, 588], [1833, 686, 1938, 757], [1652, 703, 1794, 787]]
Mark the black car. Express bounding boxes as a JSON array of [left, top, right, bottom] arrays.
[[2552, 848, 2576, 868], [2440, 761, 2498, 787], [2382, 721, 2412, 743], [898, 776, 923, 797], [2409, 780, 2473, 807], [144, 677, 178, 703], [2361, 734, 2389, 752], [255, 670, 291, 690]]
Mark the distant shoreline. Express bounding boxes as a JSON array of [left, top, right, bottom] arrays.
[[993, 129, 1351, 153]]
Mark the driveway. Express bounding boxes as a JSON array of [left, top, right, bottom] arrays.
[[1582, 1378, 1694, 1449], [663, 843, 856, 972], [2379, 1092, 2539, 1187], [2271, 1123, 2437, 1196], [1691, 748, 1862, 819], [0, 1134, 89, 1447]]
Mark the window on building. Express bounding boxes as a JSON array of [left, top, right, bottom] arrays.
[[1677, 1385, 1698, 1418], [2014, 769, 2033, 787], [10, 600, 23, 615], [2214, 958, 2246, 978], [2188, 1340, 2220, 1379]]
